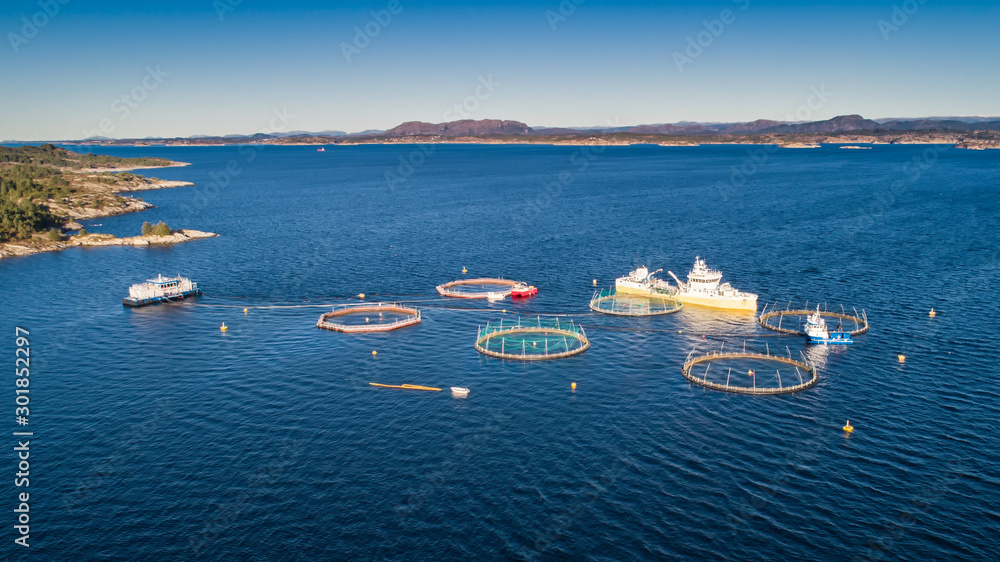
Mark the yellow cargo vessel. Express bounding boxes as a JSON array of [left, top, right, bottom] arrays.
[[667, 257, 757, 311]]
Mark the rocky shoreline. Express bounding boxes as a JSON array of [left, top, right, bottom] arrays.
[[0, 229, 218, 260], [1, 147, 216, 260]]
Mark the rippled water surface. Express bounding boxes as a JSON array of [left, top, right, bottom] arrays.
[[2, 144, 998, 560]]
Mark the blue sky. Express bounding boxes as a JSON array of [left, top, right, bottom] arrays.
[[1, 0, 998, 140]]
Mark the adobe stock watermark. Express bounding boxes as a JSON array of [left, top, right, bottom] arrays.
[[545, 0, 585, 30], [878, 0, 927, 41], [785, 84, 833, 122], [854, 459, 965, 561], [716, 84, 833, 201], [442, 74, 500, 121], [672, 0, 750, 73], [180, 107, 296, 217], [7, 0, 70, 54], [385, 74, 500, 191], [843, 144, 947, 242], [81, 65, 169, 140], [213, 0, 242, 21], [513, 117, 621, 234], [340, 0, 403, 63]]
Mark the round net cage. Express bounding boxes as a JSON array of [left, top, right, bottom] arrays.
[[317, 303, 421, 333], [589, 287, 683, 316], [758, 301, 869, 336], [475, 316, 590, 360], [436, 278, 516, 299], [681, 349, 817, 394]]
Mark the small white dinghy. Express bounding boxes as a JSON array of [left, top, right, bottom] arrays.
[[451, 387, 470, 397]]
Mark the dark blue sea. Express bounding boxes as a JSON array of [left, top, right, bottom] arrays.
[[2, 143, 998, 560]]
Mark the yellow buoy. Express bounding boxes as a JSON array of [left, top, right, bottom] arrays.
[[898, 354, 906, 363], [372, 350, 377, 357], [365, 317, 370, 323], [592, 279, 597, 286], [220, 323, 228, 332], [243, 308, 248, 314], [571, 382, 577, 391], [843, 420, 854, 432], [678, 330, 682, 334], [357, 293, 365, 299], [462, 267, 467, 274], [929, 308, 936, 317], [502, 309, 507, 314]]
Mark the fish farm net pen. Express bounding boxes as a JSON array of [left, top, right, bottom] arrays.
[[680, 350, 818, 395], [589, 287, 684, 316], [316, 303, 422, 333], [475, 316, 591, 360], [436, 278, 517, 299], [758, 302, 869, 336]]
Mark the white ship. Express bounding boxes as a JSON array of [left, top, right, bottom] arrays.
[[123, 274, 201, 307], [667, 257, 757, 311], [614, 266, 676, 296]]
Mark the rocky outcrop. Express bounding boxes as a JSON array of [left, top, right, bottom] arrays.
[[0, 230, 217, 260]]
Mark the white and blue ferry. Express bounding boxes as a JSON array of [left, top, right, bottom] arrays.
[[804, 307, 853, 345], [123, 274, 201, 307]]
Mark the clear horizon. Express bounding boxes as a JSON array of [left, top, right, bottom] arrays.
[[2, 0, 999, 141]]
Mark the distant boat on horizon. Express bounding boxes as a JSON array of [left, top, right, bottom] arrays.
[[317, 147, 325, 152]]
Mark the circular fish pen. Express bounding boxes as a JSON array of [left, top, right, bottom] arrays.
[[589, 287, 683, 316], [682, 350, 818, 394], [475, 316, 590, 360], [317, 302, 421, 333], [758, 302, 869, 336], [436, 278, 517, 299]]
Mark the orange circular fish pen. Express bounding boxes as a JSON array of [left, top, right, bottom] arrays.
[[436, 278, 517, 299], [317, 302, 421, 333]]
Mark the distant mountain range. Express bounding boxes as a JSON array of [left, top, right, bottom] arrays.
[[15, 114, 994, 146]]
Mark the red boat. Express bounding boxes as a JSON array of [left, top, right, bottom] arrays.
[[511, 282, 538, 298]]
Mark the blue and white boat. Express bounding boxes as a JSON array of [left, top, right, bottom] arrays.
[[804, 307, 853, 345], [122, 274, 201, 307]]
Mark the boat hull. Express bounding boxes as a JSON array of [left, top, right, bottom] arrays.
[[808, 332, 854, 345], [122, 289, 202, 307], [614, 281, 650, 296], [675, 293, 757, 311]]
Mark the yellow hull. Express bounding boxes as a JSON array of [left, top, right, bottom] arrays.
[[676, 294, 757, 311], [615, 284, 676, 298], [614, 284, 653, 296]]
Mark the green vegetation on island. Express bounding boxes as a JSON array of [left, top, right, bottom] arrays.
[[141, 221, 173, 236], [0, 144, 190, 249], [0, 144, 172, 169]]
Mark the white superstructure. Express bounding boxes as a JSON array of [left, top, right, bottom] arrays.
[[667, 257, 757, 311], [614, 266, 675, 296], [125, 274, 200, 303]]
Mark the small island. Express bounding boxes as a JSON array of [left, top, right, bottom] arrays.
[[0, 144, 216, 260]]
